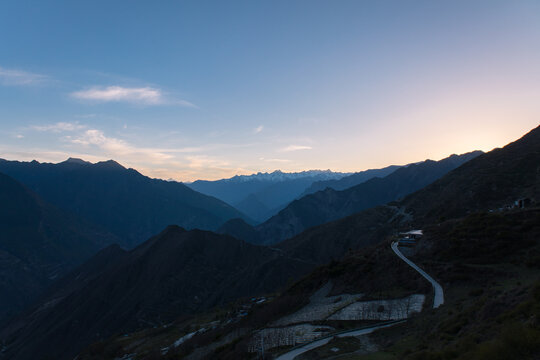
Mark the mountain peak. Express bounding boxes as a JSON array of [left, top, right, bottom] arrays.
[[62, 157, 91, 165], [94, 159, 126, 170]]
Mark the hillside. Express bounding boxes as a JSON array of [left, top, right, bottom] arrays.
[[0, 172, 118, 324], [277, 126, 539, 265], [401, 125, 540, 222], [0, 158, 248, 248], [221, 151, 482, 245], [0, 227, 314, 360]]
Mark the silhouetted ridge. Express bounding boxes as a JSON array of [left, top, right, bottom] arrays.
[[0, 159, 248, 248], [402, 125, 540, 222]]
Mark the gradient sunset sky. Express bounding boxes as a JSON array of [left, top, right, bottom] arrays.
[[1, 0, 539, 181]]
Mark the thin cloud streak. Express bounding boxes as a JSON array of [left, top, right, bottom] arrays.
[[31, 122, 86, 132], [70, 129, 202, 162], [0, 66, 49, 86], [71, 85, 196, 107], [280, 145, 313, 152]]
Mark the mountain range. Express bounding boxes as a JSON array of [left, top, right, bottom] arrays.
[[0, 158, 248, 248], [188, 170, 351, 222], [220, 150, 483, 245], [69, 125, 540, 360], [0, 125, 538, 360]]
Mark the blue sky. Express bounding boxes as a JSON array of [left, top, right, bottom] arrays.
[[1, 0, 539, 180]]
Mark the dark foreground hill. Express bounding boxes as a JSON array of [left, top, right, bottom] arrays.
[[0, 158, 248, 248], [0, 173, 118, 324], [0, 227, 314, 360], [142, 209, 539, 360], [221, 151, 482, 245]]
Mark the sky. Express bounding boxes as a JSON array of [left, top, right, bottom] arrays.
[[0, 0, 539, 181]]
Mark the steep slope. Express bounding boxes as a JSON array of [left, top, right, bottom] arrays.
[[0, 172, 118, 324], [188, 170, 351, 222], [302, 164, 401, 195], [402, 125, 540, 222], [0, 158, 248, 248], [0, 227, 314, 360], [222, 151, 482, 245], [279, 126, 539, 265]]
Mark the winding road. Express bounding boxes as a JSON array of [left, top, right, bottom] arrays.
[[391, 242, 444, 308], [274, 242, 444, 359], [275, 321, 405, 360]]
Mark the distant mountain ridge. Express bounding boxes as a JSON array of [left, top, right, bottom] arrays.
[[209, 169, 352, 183], [301, 164, 402, 195], [220, 151, 483, 245], [0, 158, 248, 248], [188, 169, 352, 222]]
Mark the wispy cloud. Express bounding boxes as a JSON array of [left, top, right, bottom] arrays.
[[71, 85, 196, 107], [254, 125, 264, 134], [280, 145, 312, 152], [70, 129, 202, 162], [31, 122, 87, 132], [0, 66, 48, 86]]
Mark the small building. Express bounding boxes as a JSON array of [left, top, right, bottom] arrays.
[[398, 230, 423, 247], [514, 198, 532, 209]]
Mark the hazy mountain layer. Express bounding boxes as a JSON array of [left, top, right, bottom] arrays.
[[221, 151, 482, 245], [188, 170, 351, 222]]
